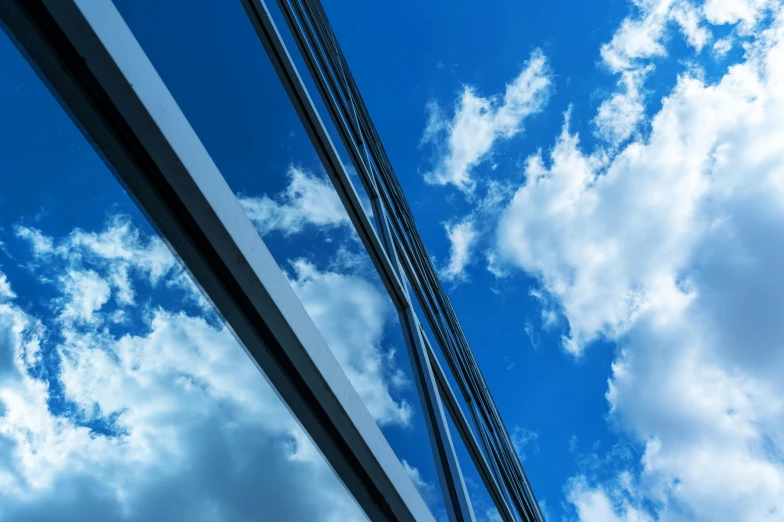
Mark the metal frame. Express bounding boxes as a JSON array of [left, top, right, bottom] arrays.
[[240, 1, 475, 521], [1, 0, 545, 520], [243, 1, 544, 521], [0, 2, 433, 521]]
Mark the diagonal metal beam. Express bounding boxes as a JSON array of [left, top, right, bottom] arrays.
[[267, 2, 545, 520], [0, 2, 435, 521], [239, 1, 477, 520], [422, 326, 516, 522]]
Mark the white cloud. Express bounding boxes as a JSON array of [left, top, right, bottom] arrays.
[[529, 288, 559, 329], [66, 218, 176, 284], [703, 0, 777, 27], [566, 476, 653, 522], [599, 1, 671, 73], [239, 166, 349, 236], [594, 0, 712, 147], [421, 50, 552, 193], [498, 4, 784, 353], [497, 5, 784, 521], [511, 426, 540, 461], [14, 226, 54, 256], [598, 0, 742, 73], [498, 106, 702, 354], [594, 2, 669, 148], [595, 0, 778, 140], [594, 67, 651, 146], [0, 285, 366, 521], [672, 3, 712, 50], [0, 215, 414, 520], [426, 0, 770, 278], [58, 269, 111, 325], [440, 219, 478, 282], [286, 259, 412, 427], [436, 179, 517, 285], [713, 36, 734, 55], [402, 459, 436, 503], [17, 218, 178, 309], [0, 274, 15, 301]]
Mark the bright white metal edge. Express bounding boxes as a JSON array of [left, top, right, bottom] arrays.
[[57, 0, 435, 520]]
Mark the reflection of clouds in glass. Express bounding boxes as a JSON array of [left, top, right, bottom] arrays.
[[0, 216, 413, 521], [239, 166, 350, 236]]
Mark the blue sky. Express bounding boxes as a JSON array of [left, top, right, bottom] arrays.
[[2, 1, 784, 521]]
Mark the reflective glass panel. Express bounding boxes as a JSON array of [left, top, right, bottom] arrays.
[[111, 0, 446, 515], [0, 27, 367, 522]]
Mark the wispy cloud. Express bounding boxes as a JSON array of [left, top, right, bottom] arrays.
[[511, 426, 540, 461], [239, 166, 349, 236], [593, 66, 651, 146], [440, 218, 478, 282], [420, 50, 552, 194], [402, 460, 436, 505]]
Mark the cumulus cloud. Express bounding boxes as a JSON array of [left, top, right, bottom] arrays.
[[57, 269, 111, 325], [599, 0, 719, 73], [0, 278, 365, 521], [566, 476, 653, 522], [0, 216, 413, 520], [497, 107, 700, 354], [286, 259, 412, 427], [495, 4, 784, 520], [672, 3, 712, 50], [16, 218, 178, 309], [425, 0, 748, 281], [593, 0, 779, 145], [593, 0, 741, 145], [239, 166, 350, 236], [498, 2, 784, 353], [600, 0, 679, 74], [420, 50, 552, 193], [703, 0, 778, 27], [593, 68, 651, 146]]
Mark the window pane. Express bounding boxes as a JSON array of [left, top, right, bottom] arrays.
[[0, 28, 367, 522], [111, 0, 446, 514]]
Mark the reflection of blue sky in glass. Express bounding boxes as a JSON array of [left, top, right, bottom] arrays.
[[0, 27, 372, 521], [4, 0, 784, 520]]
